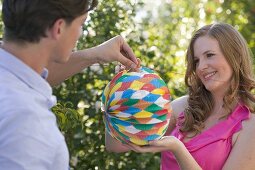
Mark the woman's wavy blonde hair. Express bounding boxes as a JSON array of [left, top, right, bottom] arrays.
[[181, 23, 255, 134]]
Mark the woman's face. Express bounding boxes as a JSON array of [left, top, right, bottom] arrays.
[[194, 35, 233, 95]]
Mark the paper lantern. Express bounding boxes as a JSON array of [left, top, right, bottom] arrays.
[[102, 67, 171, 145]]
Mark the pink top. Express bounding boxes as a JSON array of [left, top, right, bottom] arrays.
[[161, 103, 250, 170]]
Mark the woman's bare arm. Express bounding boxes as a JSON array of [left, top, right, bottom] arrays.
[[222, 114, 255, 170]]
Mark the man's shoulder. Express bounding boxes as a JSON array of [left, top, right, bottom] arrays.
[[0, 67, 26, 89], [0, 80, 44, 121], [0, 66, 33, 95], [0, 80, 31, 105]]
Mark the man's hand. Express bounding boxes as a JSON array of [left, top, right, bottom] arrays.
[[94, 35, 139, 70]]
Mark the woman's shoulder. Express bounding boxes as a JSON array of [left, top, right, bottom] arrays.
[[233, 113, 255, 145], [242, 113, 255, 132], [221, 113, 255, 169], [171, 95, 189, 118]]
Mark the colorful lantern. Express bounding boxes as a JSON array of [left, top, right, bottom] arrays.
[[102, 67, 171, 145]]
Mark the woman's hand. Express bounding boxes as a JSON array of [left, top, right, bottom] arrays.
[[124, 136, 180, 153], [125, 136, 202, 169]]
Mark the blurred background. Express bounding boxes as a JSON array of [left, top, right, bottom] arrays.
[[0, 0, 254, 169]]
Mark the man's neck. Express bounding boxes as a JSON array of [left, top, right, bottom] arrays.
[[1, 41, 51, 74]]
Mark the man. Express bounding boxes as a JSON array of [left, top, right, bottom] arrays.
[[0, 0, 138, 169]]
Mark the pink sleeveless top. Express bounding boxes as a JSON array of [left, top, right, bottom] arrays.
[[161, 103, 250, 170]]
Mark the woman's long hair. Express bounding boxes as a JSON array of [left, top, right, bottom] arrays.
[[181, 23, 255, 134]]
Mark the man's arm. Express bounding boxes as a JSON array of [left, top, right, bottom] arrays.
[[46, 47, 97, 86], [46, 35, 138, 86]]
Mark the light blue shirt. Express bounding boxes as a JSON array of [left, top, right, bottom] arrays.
[[0, 48, 69, 170]]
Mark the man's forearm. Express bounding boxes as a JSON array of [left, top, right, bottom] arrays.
[[46, 48, 98, 86]]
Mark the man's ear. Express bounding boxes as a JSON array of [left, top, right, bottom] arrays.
[[48, 18, 66, 40]]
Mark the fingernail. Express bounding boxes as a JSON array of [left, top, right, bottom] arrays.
[[120, 65, 126, 69], [130, 63, 136, 69]]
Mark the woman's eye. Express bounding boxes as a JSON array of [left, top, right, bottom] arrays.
[[194, 59, 199, 66], [207, 53, 214, 57]]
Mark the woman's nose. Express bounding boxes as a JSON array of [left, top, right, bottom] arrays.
[[197, 59, 208, 71]]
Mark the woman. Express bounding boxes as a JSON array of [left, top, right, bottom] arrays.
[[105, 23, 255, 170]]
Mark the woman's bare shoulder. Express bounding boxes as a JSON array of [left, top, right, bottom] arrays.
[[242, 113, 255, 133], [233, 113, 255, 146], [171, 95, 189, 118], [224, 114, 255, 169]]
